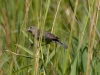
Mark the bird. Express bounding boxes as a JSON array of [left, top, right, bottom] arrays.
[[27, 26, 67, 49]]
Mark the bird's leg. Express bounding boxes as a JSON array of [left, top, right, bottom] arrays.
[[28, 43, 34, 49], [41, 41, 50, 46], [28, 41, 50, 49], [28, 42, 40, 49]]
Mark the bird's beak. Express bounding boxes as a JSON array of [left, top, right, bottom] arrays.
[[26, 28, 30, 32]]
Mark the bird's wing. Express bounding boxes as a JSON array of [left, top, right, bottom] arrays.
[[44, 31, 59, 40]]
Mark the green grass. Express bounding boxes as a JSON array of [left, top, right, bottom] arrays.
[[0, 0, 100, 75]]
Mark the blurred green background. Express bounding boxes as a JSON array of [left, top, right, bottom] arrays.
[[0, 0, 100, 75]]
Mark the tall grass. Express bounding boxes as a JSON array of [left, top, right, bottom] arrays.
[[0, 0, 100, 75]]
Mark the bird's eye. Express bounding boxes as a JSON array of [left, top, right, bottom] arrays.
[[30, 26, 32, 29]]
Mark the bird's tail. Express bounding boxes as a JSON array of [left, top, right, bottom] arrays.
[[53, 40, 67, 49]]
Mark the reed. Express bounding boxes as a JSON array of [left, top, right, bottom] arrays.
[[0, 0, 100, 75]]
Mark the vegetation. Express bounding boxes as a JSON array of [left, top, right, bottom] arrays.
[[0, 0, 100, 75]]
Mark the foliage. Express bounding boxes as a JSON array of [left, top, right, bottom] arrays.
[[0, 0, 100, 75]]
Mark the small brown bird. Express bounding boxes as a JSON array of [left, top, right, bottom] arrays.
[[27, 26, 67, 49]]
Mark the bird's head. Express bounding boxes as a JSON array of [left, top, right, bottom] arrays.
[[27, 26, 35, 33]]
